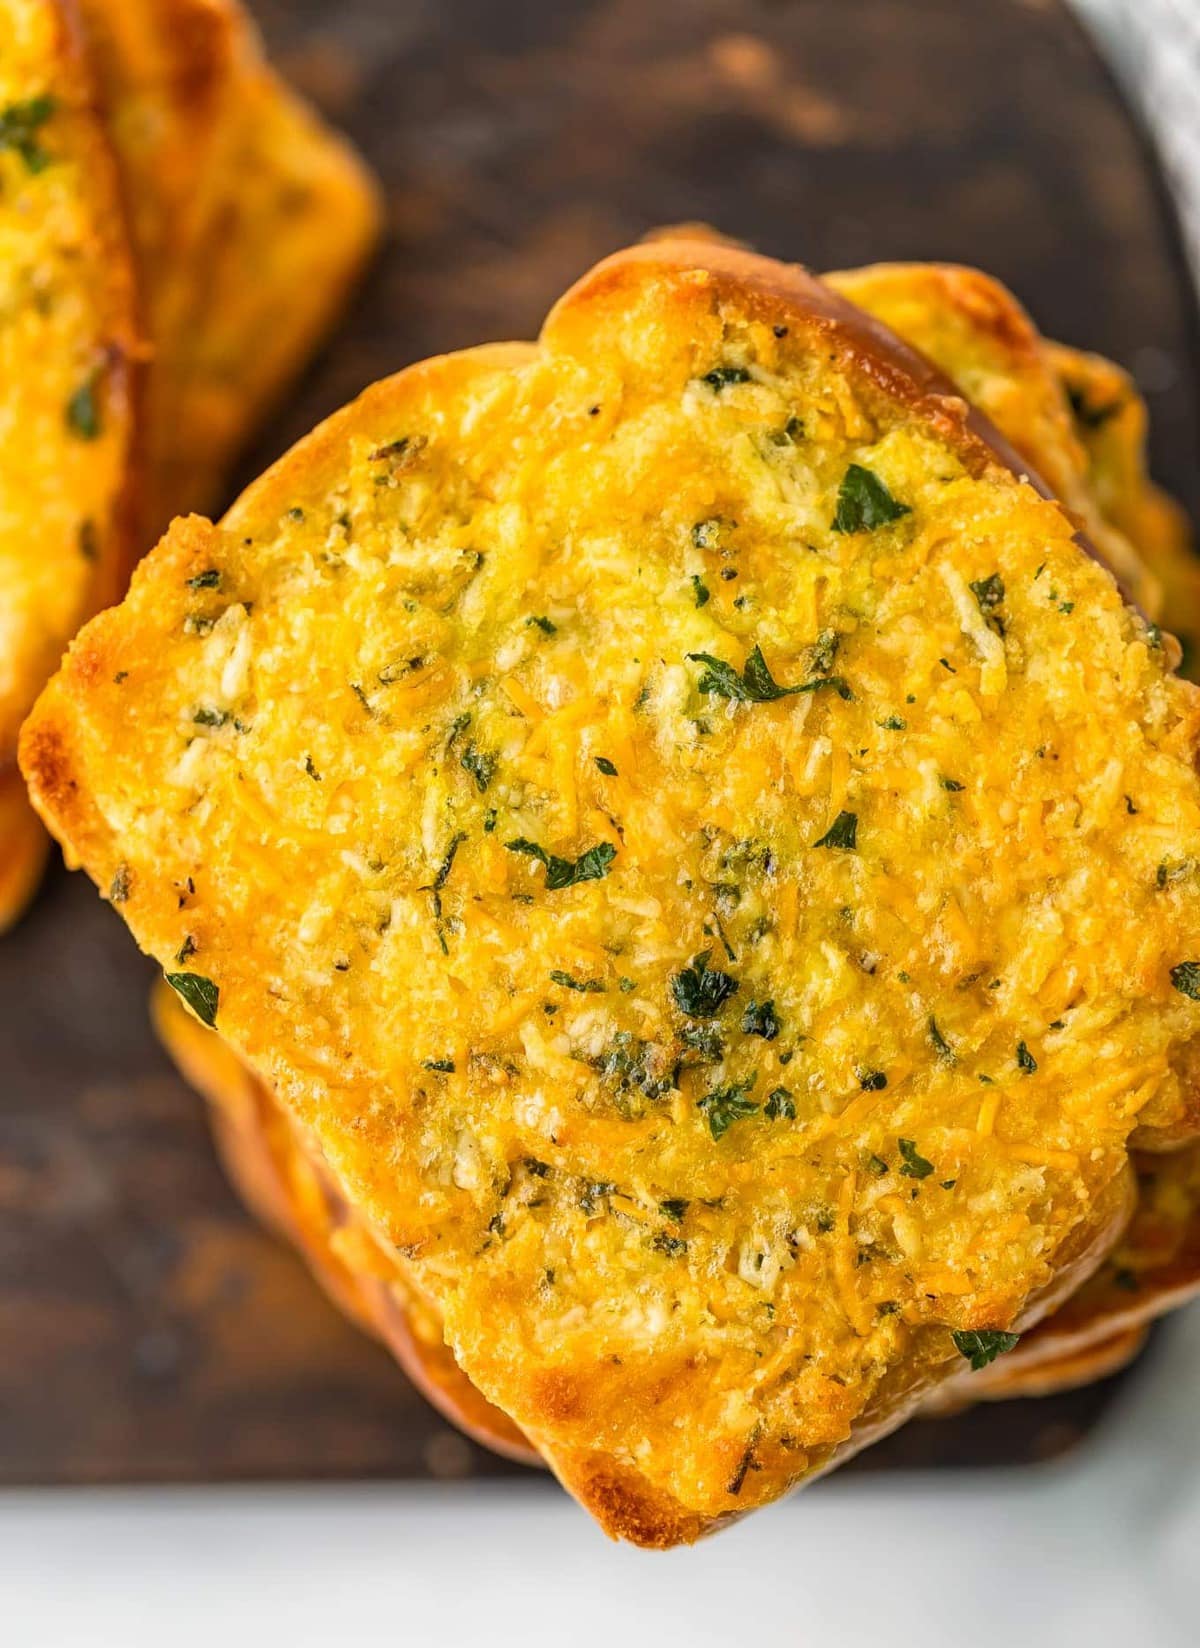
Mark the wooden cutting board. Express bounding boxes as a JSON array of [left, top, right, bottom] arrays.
[[2, 0, 1196, 1485]]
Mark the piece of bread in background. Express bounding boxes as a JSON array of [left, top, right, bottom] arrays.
[[22, 239, 1200, 1542], [0, 0, 139, 930], [79, 0, 382, 535], [1049, 340, 1200, 680], [0, 0, 380, 931]]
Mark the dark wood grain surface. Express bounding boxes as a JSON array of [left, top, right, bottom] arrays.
[[2, 0, 1196, 1485]]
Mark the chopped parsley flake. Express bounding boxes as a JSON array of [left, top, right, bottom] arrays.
[[506, 837, 616, 890], [928, 1015, 956, 1062], [670, 950, 738, 1017], [858, 1069, 888, 1091], [66, 375, 101, 440], [687, 645, 807, 703], [698, 1076, 758, 1140], [649, 1230, 687, 1257], [549, 969, 605, 993], [660, 1198, 689, 1222], [764, 1087, 796, 1120], [594, 756, 618, 776], [165, 971, 219, 1027], [1016, 1040, 1038, 1074], [969, 573, 1005, 615], [831, 463, 910, 533], [952, 1328, 1020, 1370], [527, 615, 557, 635], [809, 629, 840, 675], [0, 94, 56, 173], [700, 365, 752, 391], [691, 574, 711, 607], [422, 1058, 456, 1073], [741, 998, 780, 1040], [186, 569, 221, 590], [460, 745, 496, 793], [898, 1137, 934, 1179], [813, 810, 858, 850], [304, 754, 322, 781], [1170, 961, 1200, 1000], [692, 517, 730, 549], [941, 777, 965, 792], [108, 864, 131, 904]]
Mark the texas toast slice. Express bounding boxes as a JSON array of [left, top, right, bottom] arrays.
[[22, 240, 1200, 1543]]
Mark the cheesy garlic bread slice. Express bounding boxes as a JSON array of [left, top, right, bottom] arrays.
[[22, 240, 1200, 1543], [0, 0, 138, 930], [154, 255, 1200, 1432]]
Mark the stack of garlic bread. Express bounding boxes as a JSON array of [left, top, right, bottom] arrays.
[[20, 237, 1200, 1543]]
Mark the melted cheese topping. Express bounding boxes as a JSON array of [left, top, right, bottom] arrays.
[[25, 247, 1200, 1525]]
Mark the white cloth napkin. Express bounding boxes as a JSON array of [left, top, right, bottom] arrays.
[[1073, 0, 1200, 284]]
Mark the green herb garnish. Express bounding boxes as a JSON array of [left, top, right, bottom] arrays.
[[165, 971, 219, 1027], [66, 375, 101, 440], [928, 1015, 955, 1062], [764, 1087, 796, 1120], [527, 615, 557, 636], [941, 777, 965, 793], [700, 365, 752, 391], [691, 574, 711, 608], [1016, 1040, 1037, 1074], [422, 1058, 456, 1073], [969, 573, 1005, 615], [0, 94, 56, 172], [952, 1328, 1020, 1370], [506, 837, 616, 890], [594, 756, 618, 776], [831, 463, 910, 533], [549, 970, 605, 993], [186, 569, 221, 591], [670, 950, 738, 1017], [813, 810, 858, 850], [1170, 961, 1200, 1000], [460, 745, 496, 793], [741, 999, 780, 1040], [898, 1138, 934, 1179], [858, 1069, 887, 1091], [687, 645, 806, 703], [698, 1076, 758, 1140]]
